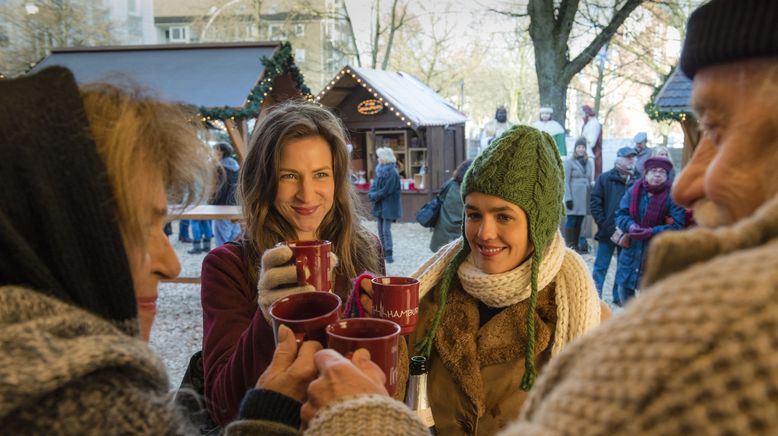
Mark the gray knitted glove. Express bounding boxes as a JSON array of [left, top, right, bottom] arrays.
[[257, 245, 315, 322], [257, 246, 340, 322]]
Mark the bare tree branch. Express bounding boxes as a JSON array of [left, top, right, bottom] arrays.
[[563, 0, 644, 82], [381, 0, 408, 70]]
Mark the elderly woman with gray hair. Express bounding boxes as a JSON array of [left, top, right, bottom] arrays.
[[652, 146, 677, 181], [369, 147, 402, 263]]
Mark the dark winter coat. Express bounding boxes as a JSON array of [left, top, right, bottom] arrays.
[[590, 168, 636, 242], [369, 163, 402, 220], [212, 157, 240, 206], [430, 179, 463, 252], [615, 186, 686, 290]]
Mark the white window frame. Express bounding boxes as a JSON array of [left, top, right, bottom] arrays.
[[168, 26, 189, 43], [295, 48, 306, 62], [128, 0, 140, 16], [295, 23, 305, 36], [268, 23, 286, 41]]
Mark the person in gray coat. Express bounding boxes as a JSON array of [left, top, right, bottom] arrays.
[[429, 159, 473, 252], [563, 137, 594, 252]]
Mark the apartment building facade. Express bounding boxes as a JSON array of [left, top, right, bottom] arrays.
[[0, 0, 156, 77], [153, 0, 354, 92]]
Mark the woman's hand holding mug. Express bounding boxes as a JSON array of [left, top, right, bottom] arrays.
[[257, 245, 315, 321]]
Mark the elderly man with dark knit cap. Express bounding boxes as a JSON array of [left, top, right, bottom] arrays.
[[507, 0, 778, 433], [224, 1, 778, 434]]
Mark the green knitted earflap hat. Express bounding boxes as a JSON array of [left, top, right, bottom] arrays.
[[414, 125, 564, 391]]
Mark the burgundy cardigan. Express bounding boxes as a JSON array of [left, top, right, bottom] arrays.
[[201, 242, 383, 425]]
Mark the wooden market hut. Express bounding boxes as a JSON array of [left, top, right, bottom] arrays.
[[650, 66, 698, 166], [30, 41, 311, 161], [317, 65, 468, 222]]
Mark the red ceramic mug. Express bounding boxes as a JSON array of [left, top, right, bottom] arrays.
[[277, 240, 332, 292], [326, 318, 401, 396], [371, 276, 420, 335], [268, 291, 341, 346]]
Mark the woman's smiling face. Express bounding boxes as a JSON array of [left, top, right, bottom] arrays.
[[273, 135, 335, 240], [464, 192, 533, 274]]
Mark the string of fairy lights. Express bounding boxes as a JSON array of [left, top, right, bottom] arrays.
[[198, 41, 313, 122], [316, 67, 413, 128]]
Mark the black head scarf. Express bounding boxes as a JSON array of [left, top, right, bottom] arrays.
[[0, 67, 137, 333]]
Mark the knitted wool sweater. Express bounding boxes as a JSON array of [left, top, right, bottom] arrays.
[[291, 194, 778, 435], [0, 286, 293, 435], [508, 194, 778, 435], [0, 286, 194, 434]]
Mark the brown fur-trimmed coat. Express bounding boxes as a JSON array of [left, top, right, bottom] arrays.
[[405, 277, 558, 435]]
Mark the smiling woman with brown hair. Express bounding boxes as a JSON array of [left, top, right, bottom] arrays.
[[200, 100, 385, 426]]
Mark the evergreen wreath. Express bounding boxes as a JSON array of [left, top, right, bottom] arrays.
[[199, 41, 312, 121], [644, 67, 692, 123]]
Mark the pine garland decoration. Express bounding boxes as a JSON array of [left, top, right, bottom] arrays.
[[198, 41, 312, 121], [644, 67, 692, 123]]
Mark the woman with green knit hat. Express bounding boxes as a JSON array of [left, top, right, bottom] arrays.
[[402, 125, 607, 435]]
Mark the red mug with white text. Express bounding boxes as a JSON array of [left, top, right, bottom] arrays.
[[371, 276, 420, 335]]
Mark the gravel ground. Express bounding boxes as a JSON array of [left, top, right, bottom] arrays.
[[149, 221, 618, 389]]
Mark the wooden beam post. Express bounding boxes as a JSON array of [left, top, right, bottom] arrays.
[[680, 118, 700, 167], [224, 118, 247, 163]]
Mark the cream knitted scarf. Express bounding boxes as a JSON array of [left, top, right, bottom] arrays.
[[412, 231, 601, 355]]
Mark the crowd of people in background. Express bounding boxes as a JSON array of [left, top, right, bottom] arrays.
[[174, 142, 242, 255], [471, 100, 689, 307]]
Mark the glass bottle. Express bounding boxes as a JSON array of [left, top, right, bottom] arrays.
[[405, 355, 437, 434]]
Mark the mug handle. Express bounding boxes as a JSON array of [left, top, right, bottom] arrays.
[[295, 255, 308, 286]]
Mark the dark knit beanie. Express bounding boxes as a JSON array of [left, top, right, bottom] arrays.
[[680, 0, 778, 78], [644, 156, 674, 174], [415, 125, 564, 391]]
